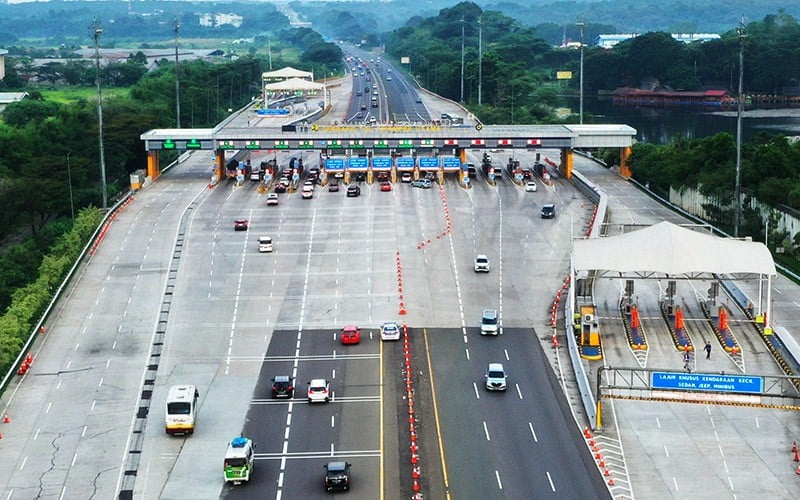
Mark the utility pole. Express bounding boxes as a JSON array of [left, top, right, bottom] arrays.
[[576, 21, 585, 124], [66, 153, 75, 225], [91, 20, 108, 209], [478, 16, 483, 106], [174, 18, 181, 128], [735, 19, 746, 237], [460, 16, 465, 104]]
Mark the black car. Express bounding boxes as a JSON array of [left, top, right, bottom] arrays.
[[324, 461, 351, 492], [329, 182, 340, 192], [274, 184, 286, 193], [271, 375, 294, 398], [376, 171, 389, 182], [346, 185, 361, 197], [541, 203, 556, 219]]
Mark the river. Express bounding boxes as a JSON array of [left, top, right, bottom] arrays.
[[581, 98, 800, 144]]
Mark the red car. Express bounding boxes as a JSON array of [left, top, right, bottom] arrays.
[[380, 182, 392, 192], [341, 325, 361, 345], [234, 219, 248, 231]]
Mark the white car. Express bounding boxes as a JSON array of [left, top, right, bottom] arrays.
[[400, 172, 413, 183], [525, 181, 538, 192], [380, 322, 401, 341], [266, 193, 279, 206], [485, 362, 507, 391], [307, 379, 330, 403], [474, 255, 490, 272]]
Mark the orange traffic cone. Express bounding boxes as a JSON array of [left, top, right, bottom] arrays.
[[3, 414, 9, 424], [793, 441, 798, 454], [794, 447, 800, 463]]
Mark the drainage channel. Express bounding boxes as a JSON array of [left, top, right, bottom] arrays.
[[116, 187, 208, 500]]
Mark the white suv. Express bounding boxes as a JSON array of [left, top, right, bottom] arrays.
[[474, 255, 489, 272], [485, 363, 507, 391], [307, 379, 330, 403], [380, 322, 401, 341], [480, 309, 499, 335]]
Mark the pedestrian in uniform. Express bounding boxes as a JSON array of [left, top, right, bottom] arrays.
[[683, 350, 692, 372], [704, 341, 712, 360]]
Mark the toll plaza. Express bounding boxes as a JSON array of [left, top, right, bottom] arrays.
[[139, 124, 637, 186]]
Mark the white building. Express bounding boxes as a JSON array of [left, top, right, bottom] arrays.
[[0, 49, 7, 80], [595, 33, 720, 49]]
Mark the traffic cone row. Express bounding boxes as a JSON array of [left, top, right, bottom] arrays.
[[417, 186, 452, 249], [403, 323, 422, 496], [17, 353, 34, 375], [396, 252, 407, 315]]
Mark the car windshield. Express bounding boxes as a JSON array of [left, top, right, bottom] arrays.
[[488, 370, 504, 378], [483, 316, 497, 325]]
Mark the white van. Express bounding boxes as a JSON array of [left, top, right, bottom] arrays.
[[258, 236, 273, 253], [165, 384, 199, 435], [302, 184, 314, 199]]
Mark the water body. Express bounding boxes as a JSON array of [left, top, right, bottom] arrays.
[[581, 98, 800, 144]]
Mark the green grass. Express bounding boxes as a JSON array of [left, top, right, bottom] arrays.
[[41, 87, 129, 104]]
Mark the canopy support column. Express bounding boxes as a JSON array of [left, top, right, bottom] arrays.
[[620, 146, 632, 177], [214, 150, 225, 183], [146, 151, 161, 180], [560, 148, 573, 179]]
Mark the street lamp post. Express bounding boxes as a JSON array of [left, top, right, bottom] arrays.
[[576, 21, 585, 124], [734, 20, 746, 237], [174, 18, 181, 128], [66, 153, 75, 224], [91, 21, 108, 209], [460, 16, 465, 104], [478, 16, 483, 106]]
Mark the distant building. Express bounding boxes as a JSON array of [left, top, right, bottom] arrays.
[[0, 92, 29, 113], [0, 49, 7, 80], [595, 33, 720, 49]]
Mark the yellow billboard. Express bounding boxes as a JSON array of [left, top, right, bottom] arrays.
[[556, 71, 573, 80]]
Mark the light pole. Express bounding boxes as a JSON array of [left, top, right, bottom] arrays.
[[66, 153, 75, 225], [174, 18, 181, 128], [734, 20, 746, 237], [91, 21, 108, 209], [460, 16, 465, 104], [576, 21, 585, 124], [478, 16, 483, 106]]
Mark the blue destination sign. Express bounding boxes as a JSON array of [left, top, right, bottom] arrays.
[[325, 158, 345, 170], [651, 372, 763, 395], [442, 157, 461, 169], [419, 157, 440, 168], [257, 108, 289, 115], [348, 157, 368, 168], [396, 157, 415, 168], [372, 157, 392, 168]]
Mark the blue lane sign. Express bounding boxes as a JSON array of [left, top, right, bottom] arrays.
[[419, 157, 439, 168], [651, 372, 763, 394], [396, 157, 414, 169], [348, 157, 368, 169], [442, 157, 461, 169], [325, 158, 345, 170], [372, 156, 392, 168]]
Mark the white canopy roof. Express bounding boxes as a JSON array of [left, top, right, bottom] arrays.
[[572, 221, 776, 276], [262, 66, 313, 80], [263, 77, 324, 92]]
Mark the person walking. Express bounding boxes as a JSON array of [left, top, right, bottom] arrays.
[[683, 350, 692, 372], [704, 341, 712, 360]]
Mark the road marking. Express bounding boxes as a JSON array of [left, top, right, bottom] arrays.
[[755, 417, 759, 429], [71, 452, 77, 467], [46, 402, 52, 414], [528, 422, 538, 442], [504, 349, 509, 360], [546, 471, 555, 491], [515, 383, 523, 399], [664, 445, 669, 458], [483, 421, 491, 441], [656, 417, 661, 428], [98, 377, 104, 388], [34, 428, 40, 440], [673, 477, 680, 492], [465, 348, 470, 360], [473, 382, 480, 400], [81, 425, 87, 437], [57, 380, 62, 390], [19, 457, 27, 471], [331, 415, 335, 428], [495, 470, 503, 489], [424, 328, 452, 499]]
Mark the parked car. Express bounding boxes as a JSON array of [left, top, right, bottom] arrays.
[[346, 185, 361, 197], [234, 219, 248, 231], [341, 325, 361, 345], [271, 375, 294, 398], [266, 193, 279, 206], [324, 461, 351, 492], [307, 379, 330, 403]]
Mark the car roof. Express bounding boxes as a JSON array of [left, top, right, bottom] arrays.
[[488, 362, 504, 371], [476, 254, 488, 260], [309, 378, 327, 385], [382, 321, 398, 327], [482, 308, 497, 316], [326, 461, 348, 471], [543, 203, 555, 208], [274, 375, 290, 382]]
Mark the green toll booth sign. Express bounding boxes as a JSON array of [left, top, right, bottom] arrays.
[[219, 141, 235, 150], [186, 139, 201, 149], [274, 141, 290, 149], [162, 139, 176, 150], [245, 141, 260, 150], [374, 140, 388, 149]]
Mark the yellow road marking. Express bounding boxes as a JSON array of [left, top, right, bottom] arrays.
[[424, 328, 451, 499]]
